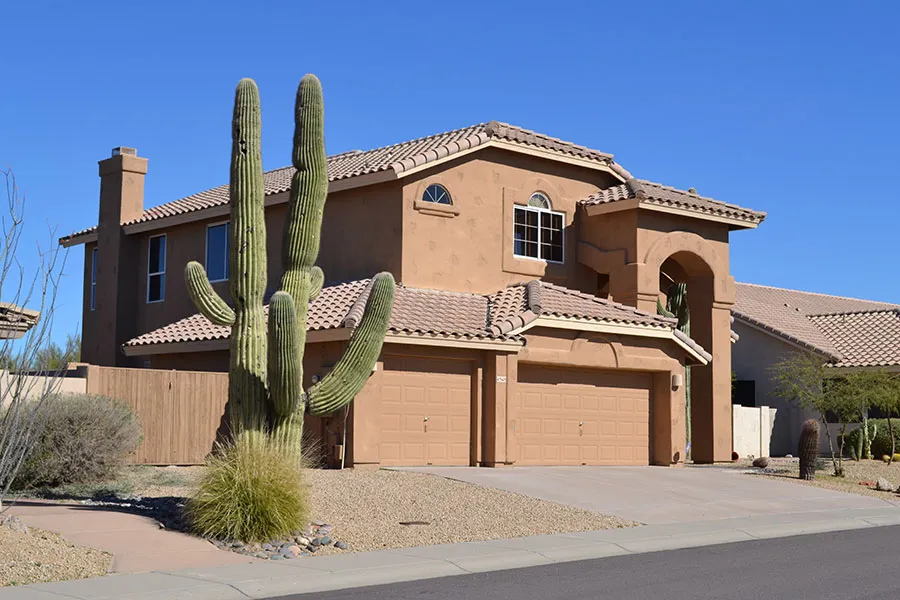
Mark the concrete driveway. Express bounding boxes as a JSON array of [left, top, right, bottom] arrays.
[[399, 466, 900, 524]]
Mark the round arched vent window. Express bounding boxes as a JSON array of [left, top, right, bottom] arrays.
[[422, 184, 452, 205]]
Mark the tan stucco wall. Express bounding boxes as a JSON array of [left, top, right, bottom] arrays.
[[731, 320, 814, 456], [400, 148, 621, 294], [83, 180, 403, 366]]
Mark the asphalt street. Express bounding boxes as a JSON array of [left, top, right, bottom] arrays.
[[272, 524, 900, 600]]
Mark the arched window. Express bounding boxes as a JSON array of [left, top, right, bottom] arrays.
[[528, 192, 551, 209], [514, 192, 564, 262], [422, 184, 452, 205]]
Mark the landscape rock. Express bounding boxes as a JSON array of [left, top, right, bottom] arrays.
[[1, 515, 29, 535], [334, 541, 349, 550], [751, 457, 770, 469], [876, 478, 895, 492], [285, 545, 302, 557]]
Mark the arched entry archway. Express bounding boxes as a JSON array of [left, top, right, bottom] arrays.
[[603, 231, 736, 463]]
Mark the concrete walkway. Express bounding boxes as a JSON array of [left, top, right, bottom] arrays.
[[4, 500, 256, 574], [5, 505, 900, 599], [398, 465, 900, 523]]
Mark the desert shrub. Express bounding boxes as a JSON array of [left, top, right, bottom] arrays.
[[15, 394, 142, 488], [843, 420, 900, 460], [188, 434, 308, 542]]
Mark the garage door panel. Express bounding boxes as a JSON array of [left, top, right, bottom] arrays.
[[516, 367, 651, 466], [378, 356, 472, 467]]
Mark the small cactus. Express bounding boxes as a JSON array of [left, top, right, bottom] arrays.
[[798, 419, 819, 480]]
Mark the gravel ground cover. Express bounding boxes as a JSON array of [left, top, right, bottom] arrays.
[[0, 520, 110, 587], [16, 465, 636, 558], [736, 457, 900, 500], [304, 468, 636, 553]]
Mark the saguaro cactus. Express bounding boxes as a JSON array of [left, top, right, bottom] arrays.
[[185, 75, 395, 453], [798, 419, 819, 480]]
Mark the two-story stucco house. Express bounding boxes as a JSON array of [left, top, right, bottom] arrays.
[[60, 121, 766, 468]]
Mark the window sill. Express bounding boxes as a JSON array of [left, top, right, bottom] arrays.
[[414, 199, 460, 218]]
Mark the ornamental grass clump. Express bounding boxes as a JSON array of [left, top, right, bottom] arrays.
[[189, 435, 309, 543]]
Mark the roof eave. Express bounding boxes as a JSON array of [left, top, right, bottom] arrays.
[[731, 312, 841, 361], [59, 231, 98, 248], [583, 198, 764, 229]]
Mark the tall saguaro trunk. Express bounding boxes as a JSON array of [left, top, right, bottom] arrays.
[[185, 75, 396, 459]]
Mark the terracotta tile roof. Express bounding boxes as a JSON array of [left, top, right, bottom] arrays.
[[733, 282, 900, 366], [580, 179, 766, 226], [125, 279, 707, 362], [808, 310, 900, 368], [61, 121, 623, 245]]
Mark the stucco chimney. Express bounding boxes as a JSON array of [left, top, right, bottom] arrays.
[[88, 147, 147, 367], [98, 147, 147, 225]]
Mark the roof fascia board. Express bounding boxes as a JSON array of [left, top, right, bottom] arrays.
[[512, 315, 709, 364], [394, 139, 626, 183], [60, 232, 98, 247], [383, 332, 521, 352], [583, 197, 759, 229]]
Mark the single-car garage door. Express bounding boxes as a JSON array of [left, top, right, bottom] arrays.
[[379, 356, 472, 466], [516, 367, 651, 466]]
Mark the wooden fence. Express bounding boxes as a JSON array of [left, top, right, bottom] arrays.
[[84, 365, 228, 465]]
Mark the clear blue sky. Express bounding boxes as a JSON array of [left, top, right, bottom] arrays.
[[1, 1, 898, 345]]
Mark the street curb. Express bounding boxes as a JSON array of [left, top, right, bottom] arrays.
[[6, 506, 900, 599]]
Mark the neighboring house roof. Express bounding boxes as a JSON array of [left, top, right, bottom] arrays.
[[733, 282, 900, 367], [580, 179, 766, 228], [124, 280, 707, 362], [60, 121, 630, 246], [0, 302, 40, 340]]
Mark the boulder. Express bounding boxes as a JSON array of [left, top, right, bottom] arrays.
[[752, 457, 770, 469], [875, 477, 895, 492]]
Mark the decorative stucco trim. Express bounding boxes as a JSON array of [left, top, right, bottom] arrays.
[[509, 315, 710, 365]]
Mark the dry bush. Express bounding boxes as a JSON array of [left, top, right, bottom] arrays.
[[15, 394, 142, 488]]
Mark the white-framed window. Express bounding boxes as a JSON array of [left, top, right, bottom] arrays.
[[90, 247, 98, 311], [147, 234, 166, 303], [205, 222, 230, 282], [422, 183, 452, 205], [513, 195, 564, 262]]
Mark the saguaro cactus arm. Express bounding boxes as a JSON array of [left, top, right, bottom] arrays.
[[281, 75, 328, 306], [185, 261, 235, 326], [268, 291, 301, 417], [310, 266, 324, 302], [306, 272, 395, 416]]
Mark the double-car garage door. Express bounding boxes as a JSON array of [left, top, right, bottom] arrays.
[[376, 357, 651, 467]]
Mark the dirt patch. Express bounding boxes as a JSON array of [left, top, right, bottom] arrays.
[[0, 525, 110, 587]]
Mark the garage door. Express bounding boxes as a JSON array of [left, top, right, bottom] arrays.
[[379, 356, 472, 466], [516, 367, 651, 466]]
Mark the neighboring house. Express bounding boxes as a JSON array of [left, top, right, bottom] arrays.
[[0, 302, 39, 339], [732, 283, 900, 456], [60, 122, 765, 468]]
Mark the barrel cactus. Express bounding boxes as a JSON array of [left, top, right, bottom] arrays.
[[184, 75, 395, 453], [798, 419, 819, 480]]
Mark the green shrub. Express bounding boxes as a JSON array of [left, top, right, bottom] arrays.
[[15, 394, 142, 488], [187, 434, 309, 542]]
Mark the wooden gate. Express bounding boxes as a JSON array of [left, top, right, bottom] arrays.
[[85, 365, 228, 465]]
